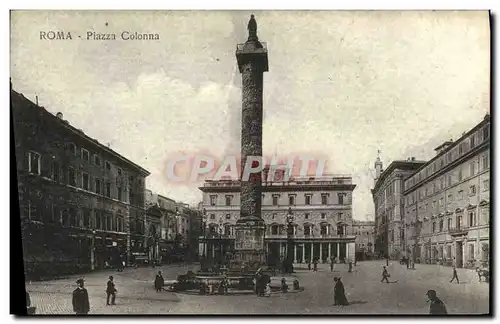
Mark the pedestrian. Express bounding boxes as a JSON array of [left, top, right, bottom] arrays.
[[254, 268, 263, 296], [106, 276, 117, 305], [307, 259, 311, 271], [333, 277, 349, 306], [426, 290, 448, 314], [154, 271, 164, 292], [381, 266, 390, 283], [72, 278, 90, 315], [330, 257, 335, 272], [313, 258, 318, 272], [449, 266, 460, 284]]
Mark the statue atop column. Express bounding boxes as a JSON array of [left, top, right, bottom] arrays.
[[247, 14, 258, 42]]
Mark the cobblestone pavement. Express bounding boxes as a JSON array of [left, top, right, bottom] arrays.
[[26, 260, 489, 315]]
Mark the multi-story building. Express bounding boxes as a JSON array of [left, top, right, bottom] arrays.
[[199, 173, 357, 264], [403, 115, 490, 268], [372, 157, 426, 260], [352, 220, 375, 259], [12, 87, 150, 278]]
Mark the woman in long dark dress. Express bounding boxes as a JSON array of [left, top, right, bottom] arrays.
[[333, 277, 349, 306]]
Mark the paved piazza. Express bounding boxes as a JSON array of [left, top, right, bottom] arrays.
[[26, 261, 489, 315]]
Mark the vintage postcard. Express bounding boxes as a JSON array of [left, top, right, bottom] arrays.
[[10, 10, 490, 315]]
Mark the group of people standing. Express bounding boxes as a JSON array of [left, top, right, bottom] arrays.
[[71, 275, 117, 315]]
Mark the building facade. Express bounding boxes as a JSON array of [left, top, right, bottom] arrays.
[[199, 175, 357, 264], [372, 158, 426, 260], [403, 115, 490, 268], [12, 88, 150, 278], [352, 220, 375, 259]]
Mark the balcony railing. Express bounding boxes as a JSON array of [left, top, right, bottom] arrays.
[[203, 175, 353, 187], [449, 227, 468, 235]]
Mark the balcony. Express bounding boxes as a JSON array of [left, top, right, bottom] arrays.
[[449, 227, 468, 236]]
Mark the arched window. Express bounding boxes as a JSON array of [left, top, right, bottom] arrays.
[[439, 220, 443, 232], [432, 222, 436, 233], [271, 225, 279, 235]]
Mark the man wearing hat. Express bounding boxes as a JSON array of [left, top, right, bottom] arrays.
[[426, 290, 447, 314], [106, 276, 117, 305], [72, 279, 90, 315]]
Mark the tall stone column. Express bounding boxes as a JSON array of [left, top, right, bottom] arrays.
[[234, 15, 269, 268]]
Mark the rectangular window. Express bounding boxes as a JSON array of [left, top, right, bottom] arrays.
[[321, 213, 326, 219], [304, 225, 311, 236], [483, 126, 490, 141], [81, 148, 90, 162], [470, 135, 476, 148], [225, 195, 232, 206], [117, 168, 122, 176], [458, 190, 463, 200], [305, 213, 309, 219], [68, 143, 77, 156], [94, 154, 101, 166], [321, 194, 328, 205], [447, 218, 452, 230], [470, 162, 476, 177], [272, 195, 278, 206], [338, 212, 343, 220], [210, 214, 215, 220], [432, 222, 436, 233], [106, 182, 111, 198], [482, 154, 489, 170], [82, 173, 89, 190], [50, 160, 59, 181], [338, 193, 344, 205], [117, 186, 122, 201], [447, 194, 452, 204], [447, 175, 452, 187], [458, 168, 463, 181], [68, 167, 76, 186], [469, 211, 476, 227], [469, 185, 476, 196], [439, 198, 444, 206], [459, 143, 464, 155], [483, 180, 489, 191], [28, 151, 41, 175], [288, 195, 295, 206], [305, 194, 312, 205], [95, 178, 102, 194], [105, 161, 111, 171], [82, 209, 91, 228], [481, 208, 489, 224], [210, 195, 217, 206]]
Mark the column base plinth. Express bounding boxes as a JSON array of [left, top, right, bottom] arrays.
[[232, 219, 266, 270]]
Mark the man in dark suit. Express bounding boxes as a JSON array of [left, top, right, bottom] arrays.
[[426, 290, 448, 314], [106, 276, 116, 305], [154, 271, 164, 292], [72, 279, 90, 315]]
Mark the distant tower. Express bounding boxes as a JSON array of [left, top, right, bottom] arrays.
[[374, 150, 383, 186]]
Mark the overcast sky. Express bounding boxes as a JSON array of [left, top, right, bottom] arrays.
[[11, 11, 490, 220]]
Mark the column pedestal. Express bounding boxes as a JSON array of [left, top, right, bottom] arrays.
[[233, 220, 266, 270]]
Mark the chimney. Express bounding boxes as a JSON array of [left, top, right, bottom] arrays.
[[411, 157, 416, 161], [56, 112, 63, 120]]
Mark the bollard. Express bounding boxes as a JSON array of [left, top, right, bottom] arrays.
[[348, 261, 353, 273]]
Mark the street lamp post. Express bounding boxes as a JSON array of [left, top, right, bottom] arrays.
[[202, 209, 207, 259], [286, 207, 294, 274], [218, 216, 223, 263], [91, 230, 96, 271]]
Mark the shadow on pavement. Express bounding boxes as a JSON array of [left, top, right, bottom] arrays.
[[349, 300, 368, 305]]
